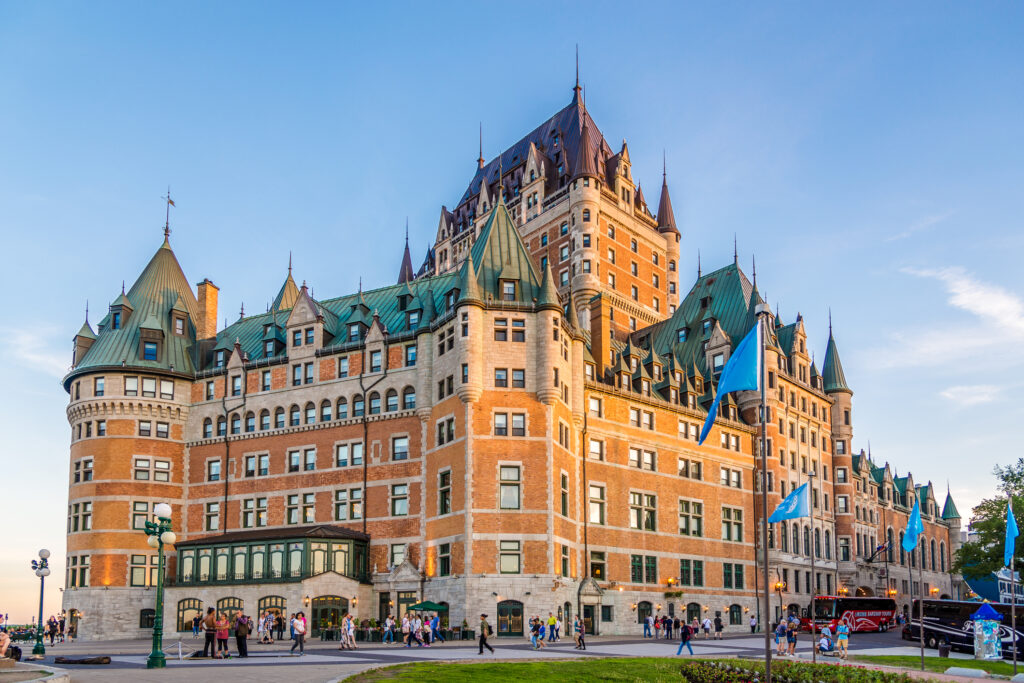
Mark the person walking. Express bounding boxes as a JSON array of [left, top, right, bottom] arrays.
[[547, 612, 557, 642], [749, 614, 757, 634], [713, 614, 724, 640], [337, 614, 351, 651], [401, 614, 411, 646], [234, 614, 249, 657], [430, 613, 444, 644], [192, 614, 201, 639], [701, 616, 712, 639], [676, 619, 694, 656], [643, 613, 653, 638], [836, 621, 850, 660], [347, 614, 358, 650], [775, 620, 787, 655], [215, 612, 230, 659], [673, 616, 681, 641], [665, 615, 673, 640], [383, 614, 395, 644], [201, 607, 217, 657], [478, 614, 494, 655], [573, 615, 584, 650], [275, 614, 284, 641], [529, 618, 540, 649], [290, 612, 306, 655]]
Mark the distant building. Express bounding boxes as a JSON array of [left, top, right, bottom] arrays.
[[61, 83, 960, 639]]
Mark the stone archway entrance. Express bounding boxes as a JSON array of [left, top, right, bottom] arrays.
[[856, 586, 875, 597]]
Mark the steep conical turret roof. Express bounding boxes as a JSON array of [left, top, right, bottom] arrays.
[[572, 111, 599, 179], [536, 261, 561, 311], [397, 225, 414, 284], [656, 163, 678, 234], [458, 249, 483, 306], [942, 491, 961, 520], [822, 322, 851, 394], [272, 261, 300, 311]]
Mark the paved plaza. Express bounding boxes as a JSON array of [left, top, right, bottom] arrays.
[[19, 630, 981, 682]]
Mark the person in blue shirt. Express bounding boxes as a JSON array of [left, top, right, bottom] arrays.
[[836, 622, 850, 659], [430, 613, 444, 643]]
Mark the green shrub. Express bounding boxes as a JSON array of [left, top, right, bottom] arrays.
[[681, 660, 922, 683]]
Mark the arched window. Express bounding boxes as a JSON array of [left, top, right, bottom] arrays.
[[686, 603, 701, 623], [230, 413, 240, 434], [304, 402, 316, 424], [780, 522, 788, 552], [289, 405, 300, 426], [216, 597, 243, 627], [336, 397, 348, 419], [814, 528, 821, 558], [258, 595, 286, 619], [320, 400, 332, 422], [900, 532, 906, 565], [353, 394, 364, 417], [792, 525, 800, 556], [729, 604, 742, 626], [275, 408, 285, 429], [403, 386, 416, 410], [804, 527, 811, 556], [887, 528, 895, 563], [176, 598, 202, 632], [636, 600, 652, 624], [930, 539, 936, 571], [940, 542, 947, 572], [140, 608, 155, 628], [824, 529, 832, 560], [203, 418, 213, 439], [920, 541, 926, 570], [245, 411, 255, 432], [386, 389, 398, 412], [260, 410, 270, 430], [368, 392, 381, 415]]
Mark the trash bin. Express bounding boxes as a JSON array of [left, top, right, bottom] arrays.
[[938, 640, 951, 658]]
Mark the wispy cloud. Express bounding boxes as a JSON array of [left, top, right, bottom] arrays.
[[940, 384, 1001, 406], [1, 328, 69, 379], [874, 267, 1024, 368], [884, 211, 954, 242]]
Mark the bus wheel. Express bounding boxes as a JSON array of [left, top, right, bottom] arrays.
[[926, 635, 938, 649]]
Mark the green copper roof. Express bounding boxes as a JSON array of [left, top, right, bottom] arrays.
[[272, 273, 300, 312], [644, 262, 756, 372], [822, 330, 851, 394], [942, 492, 961, 520], [66, 239, 201, 387], [469, 201, 546, 305], [75, 320, 97, 340], [851, 453, 863, 473], [870, 464, 886, 485]]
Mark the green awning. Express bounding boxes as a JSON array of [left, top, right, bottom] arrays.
[[407, 601, 447, 612]]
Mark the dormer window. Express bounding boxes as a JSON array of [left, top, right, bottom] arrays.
[[214, 350, 226, 368], [112, 312, 121, 330], [713, 353, 725, 373], [445, 291, 456, 312], [702, 320, 711, 334], [630, 358, 637, 372], [408, 311, 420, 330], [677, 328, 687, 343], [501, 280, 516, 302], [174, 317, 185, 335], [143, 342, 158, 361], [348, 323, 361, 341], [264, 341, 275, 358]]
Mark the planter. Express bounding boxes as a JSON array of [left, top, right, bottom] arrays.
[[461, 629, 475, 640]]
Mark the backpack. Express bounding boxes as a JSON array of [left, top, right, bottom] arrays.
[[487, 623, 494, 636]]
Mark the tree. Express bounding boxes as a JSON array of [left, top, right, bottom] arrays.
[[953, 458, 1024, 579]]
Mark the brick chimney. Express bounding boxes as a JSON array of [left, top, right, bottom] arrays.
[[196, 279, 219, 340]]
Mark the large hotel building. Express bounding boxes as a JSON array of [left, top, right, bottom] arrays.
[[62, 83, 962, 640]]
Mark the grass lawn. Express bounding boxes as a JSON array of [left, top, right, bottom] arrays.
[[343, 657, 685, 682], [853, 654, 1022, 677]]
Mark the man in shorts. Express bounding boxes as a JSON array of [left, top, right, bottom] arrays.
[[835, 621, 850, 659]]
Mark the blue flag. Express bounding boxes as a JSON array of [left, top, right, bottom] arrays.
[[768, 482, 811, 523], [1005, 499, 1018, 568], [902, 499, 924, 552], [698, 321, 762, 445]]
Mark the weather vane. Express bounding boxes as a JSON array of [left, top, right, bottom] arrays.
[[162, 186, 175, 241]]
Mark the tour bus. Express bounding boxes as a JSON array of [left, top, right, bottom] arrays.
[[800, 595, 898, 633], [903, 599, 1024, 655]]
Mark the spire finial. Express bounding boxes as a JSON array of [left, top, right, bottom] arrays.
[[405, 217, 409, 243], [240, 302, 244, 319], [359, 277, 362, 293], [288, 251, 292, 276], [122, 280, 125, 295], [662, 149, 667, 183], [829, 307, 833, 336], [697, 250, 701, 278], [733, 233, 738, 264], [162, 186, 174, 243], [574, 44, 580, 97], [477, 122, 484, 169], [85, 300, 89, 324], [752, 254, 757, 290]]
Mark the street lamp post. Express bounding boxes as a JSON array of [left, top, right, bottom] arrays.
[[143, 502, 176, 669], [30, 549, 51, 656]]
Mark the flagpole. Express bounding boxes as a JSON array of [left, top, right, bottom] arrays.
[[810, 472, 817, 665], [1012, 557, 1017, 675], [755, 309, 772, 682], [918, 551, 925, 671]]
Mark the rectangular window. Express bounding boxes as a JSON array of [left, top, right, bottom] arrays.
[[392, 436, 409, 460], [590, 551, 606, 580], [588, 439, 604, 460], [304, 448, 316, 471], [589, 485, 605, 524], [370, 351, 382, 373], [292, 364, 301, 387], [560, 473, 569, 517], [499, 540, 521, 574], [304, 362, 314, 384], [335, 442, 364, 467], [338, 356, 349, 377], [390, 543, 406, 567], [286, 494, 300, 524], [439, 543, 451, 577], [160, 379, 174, 399], [138, 420, 151, 437], [156, 422, 169, 438], [405, 344, 417, 367], [511, 319, 526, 342], [511, 368, 525, 388], [438, 471, 452, 515], [133, 457, 151, 479], [678, 499, 704, 537], [391, 484, 409, 516], [722, 507, 743, 542], [499, 465, 521, 509], [511, 413, 525, 437], [205, 502, 219, 531], [334, 487, 363, 520], [629, 492, 657, 531], [678, 457, 702, 480], [494, 368, 508, 387], [494, 318, 508, 341], [493, 412, 507, 436], [630, 554, 643, 583], [132, 501, 152, 530], [142, 342, 158, 361], [645, 555, 657, 584]]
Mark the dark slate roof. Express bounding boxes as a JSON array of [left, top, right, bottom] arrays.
[[942, 492, 961, 520], [822, 329, 851, 394], [656, 174, 678, 234], [397, 235, 414, 284], [65, 237, 200, 386], [175, 524, 370, 547]]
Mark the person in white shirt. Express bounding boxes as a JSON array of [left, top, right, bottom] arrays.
[[643, 614, 654, 638], [702, 617, 713, 639]]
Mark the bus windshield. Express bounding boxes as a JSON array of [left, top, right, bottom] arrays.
[[813, 597, 836, 619]]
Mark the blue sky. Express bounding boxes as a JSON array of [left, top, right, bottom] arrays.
[[1, 2, 1022, 621]]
